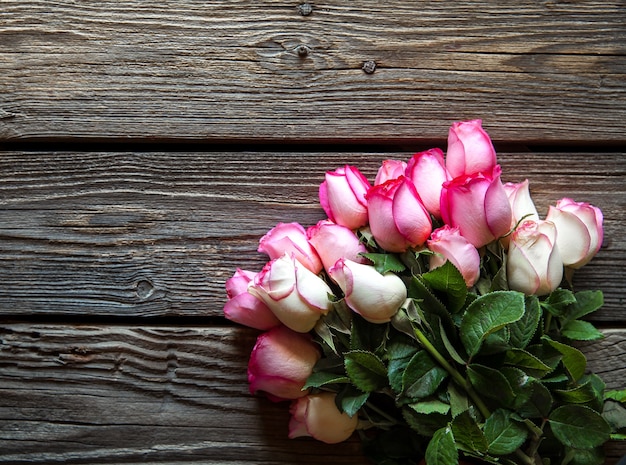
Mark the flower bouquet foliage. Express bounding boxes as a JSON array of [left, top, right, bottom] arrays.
[[224, 120, 626, 465]]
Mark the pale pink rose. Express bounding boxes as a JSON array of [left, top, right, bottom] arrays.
[[507, 220, 563, 296], [405, 148, 451, 218], [248, 254, 333, 333], [374, 159, 407, 185], [328, 259, 407, 324], [319, 165, 371, 229], [248, 325, 320, 402], [503, 179, 539, 227], [223, 269, 281, 330], [306, 220, 369, 273], [289, 392, 359, 444], [440, 165, 512, 248], [446, 119, 497, 178], [365, 176, 432, 253], [258, 222, 322, 274], [546, 198, 604, 269], [427, 226, 481, 287]]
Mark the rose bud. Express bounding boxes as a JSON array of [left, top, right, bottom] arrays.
[[504, 179, 539, 226], [374, 159, 407, 185], [440, 165, 512, 248], [366, 176, 432, 253], [427, 226, 481, 287], [507, 220, 563, 296], [446, 119, 497, 178], [405, 148, 451, 218], [289, 392, 359, 444], [328, 259, 407, 324], [248, 253, 333, 333], [223, 269, 281, 330], [248, 325, 320, 402], [306, 219, 369, 273], [546, 198, 604, 269], [319, 165, 371, 230], [258, 222, 323, 274]]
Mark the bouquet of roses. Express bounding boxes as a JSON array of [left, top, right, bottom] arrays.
[[223, 120, 626, 465]]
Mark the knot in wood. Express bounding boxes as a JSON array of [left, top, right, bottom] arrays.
[[362, 60, 377, 74], [136, 279, 155, 300], [295, 45, 310, 58], [298, 3, 313, 16]]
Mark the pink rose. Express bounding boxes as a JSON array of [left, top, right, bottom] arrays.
[[306, 220, 369, 273], [248, 325, 320, 402], [546, 198, 603, 269], [365, 176, 432, 252], [258, 222, 322, 274], [223, 269, 281, 330], [374, 159, 407, 185], [328, 259, 407, 324], [289, 392, 359, 444], [405, 148, 451, 218], [319, 165, 371, 229], [507, 220, 563, 296], [440, 165, 512, 248], [446, 119, 497, 178], [427, 226, 481, 287], [248, 253, 333, 333]]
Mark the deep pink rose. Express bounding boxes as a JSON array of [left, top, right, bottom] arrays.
[[366, 176, 432, 252], [440, 165, 512, 248], [374, 159, 407, 185], [328, 259, 407, 324], [405, 148, 451, 218], [427, 226, 481, 287], [319, 165, 371, 229], [446, 119, 497, 178], [248, 325, 320, 402], [546, 198, 603, 269], [248, 253, 333, 333], [289, 392, 359, 444], [306, 219, 369, 273], [223, 269, 281, 330], [507, 220, 563, 296], [258, 222, 322, 274]]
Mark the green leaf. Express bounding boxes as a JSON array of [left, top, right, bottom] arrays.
[[548, 405, 611, 449], [410, 399, 451, 415], [545, 288, 576, 315], [425, 427, 458, 465], [504, 348, 553, 378], [451, 410, 488, 453], [500, 367, 535, 410], [439, 321, 466, 365], [460, 291, 526, 358], [605, 389, 626, 403], [350, 313, 389, 354], [344, 350, 388, 393], [563, 446, 606, 465], [402, 351, 449, 399], [422, 260, 468, 313], [447, 381, 470, 418], [361, 252, 406, 274], [561, 320, 604, 341], [467, 364, 516, 408], [518, 380, 553, 418], [336, 384, 370, 417], [508, 295, 541, 349], [483, 409, 528, 455], [554, 380, 599, 404], [303, 371, 349, 389], [403, 405, 449, 437], [563, 290, 604, 323], [541, 336, 586, 381]]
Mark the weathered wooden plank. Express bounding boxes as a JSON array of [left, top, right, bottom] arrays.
[[0, 152, 624, 320], [1, 1, 624, 142], [0, 324, 624, 464]]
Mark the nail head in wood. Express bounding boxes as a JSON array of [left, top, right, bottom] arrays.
[[298, 3, 313, 16], [362, 60, 376, 74]]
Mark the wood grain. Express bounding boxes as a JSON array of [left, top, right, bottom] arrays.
[[0, 151, 624, 320], [1, 1, 625, 142], [0, 324, 624, 464]]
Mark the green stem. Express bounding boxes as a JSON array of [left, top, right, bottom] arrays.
[[544, 311, 553, 334], [413, 326, 491, 420]]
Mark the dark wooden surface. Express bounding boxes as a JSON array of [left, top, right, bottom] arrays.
[[1, 1, 625, 464]]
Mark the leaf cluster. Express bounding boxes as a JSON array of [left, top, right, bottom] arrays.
[[306, 251, 625, 465]]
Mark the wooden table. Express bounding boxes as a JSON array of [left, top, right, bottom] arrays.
[[1, 1, 624, 463]]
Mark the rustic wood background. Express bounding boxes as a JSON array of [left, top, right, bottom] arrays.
[[1, 1, 624, 464]]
